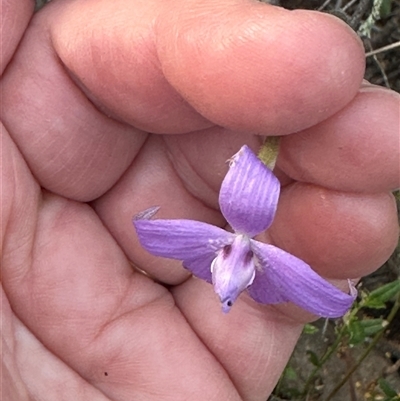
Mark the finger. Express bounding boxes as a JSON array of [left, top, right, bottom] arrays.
[[51, 0, 365, 134], [0, 0, 211, 202], [0, 286, 30, 401], [278, 85, 400, 193], [0, 123, 40, 260], [1, 0, 365, 201], [267, 182, 399, 279], [155, 0, 365, 134], [0, 6, 146, 202], [0, 0, 33, 75]]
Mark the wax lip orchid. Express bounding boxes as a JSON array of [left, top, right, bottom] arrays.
[[133, 145, 356, 317]]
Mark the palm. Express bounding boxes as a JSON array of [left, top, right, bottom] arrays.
[[2, 1, 399, 401]]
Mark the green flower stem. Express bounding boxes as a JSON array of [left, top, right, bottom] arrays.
[[324, 290, 400, 401], [258, 136, 281, 170]]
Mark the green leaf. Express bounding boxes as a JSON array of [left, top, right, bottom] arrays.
[[348, 321, 366, 345], [283, 366, 298, 381], [359, 318, 387, 337], [364, 281, 400, 308], [363, 298, 387, 309], [306, 350, 320, 367], [303, 323, 319, 335], [378, 378, 398, 398], [380, 0, 392, 18]]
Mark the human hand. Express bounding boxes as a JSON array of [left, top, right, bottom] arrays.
[[1, 1, 399, 400]]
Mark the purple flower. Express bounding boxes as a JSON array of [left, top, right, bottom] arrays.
[[133, 145, 356, 317]]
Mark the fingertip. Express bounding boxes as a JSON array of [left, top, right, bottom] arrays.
[[156, 1, 365, 134], [269, 183, 399, 279], [278, 88, 400, 192]]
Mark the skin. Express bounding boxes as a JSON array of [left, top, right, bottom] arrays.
[[1, 0, 399, 400]]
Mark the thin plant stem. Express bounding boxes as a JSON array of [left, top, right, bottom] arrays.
[[366, 41, 400, 57], [301, 281, 400, 398], [364, 38, 391, 88], [342, 0, 358, 12], [301, 306, 360, 396], [301, 328, 345, 394], [318, 0, 333, 11], [372, 53, 391, 88]]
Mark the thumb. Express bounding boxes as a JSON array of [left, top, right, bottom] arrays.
[[155, 0, 365, 134], [50, 0, 365, 134]]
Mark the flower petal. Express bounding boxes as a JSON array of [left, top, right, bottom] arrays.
[[183, 255, 216, 283], [247, 275, 287, 305], [211, 235, 256, 313], [250, 240, 357, 318], [219, 145, 280, 237], [133, 213, 234, 280]]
